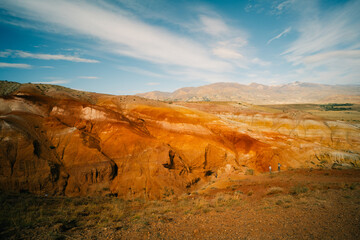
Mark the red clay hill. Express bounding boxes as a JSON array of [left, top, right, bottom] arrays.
[[0, 81, 359, 199]]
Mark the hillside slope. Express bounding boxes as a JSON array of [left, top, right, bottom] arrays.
[[0, 81, 359, 199], [137, 82, 360, 104]]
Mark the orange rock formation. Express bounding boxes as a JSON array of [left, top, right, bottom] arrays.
[[0, 82, 359, 199]]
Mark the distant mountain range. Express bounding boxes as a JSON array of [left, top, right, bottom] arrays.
[[137, 82, 360, 104]]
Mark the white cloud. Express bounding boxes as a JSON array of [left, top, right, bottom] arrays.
[[198, 15, 229, 36], [78, 76, 99, 79], [0, 62, 31, 68], [31, 80, 68, 84], [118, 66, 165, 78], [0, 0, 274, 85], [146, 82, 160, 86], [0, 0, 230, 72], [247, 74, 258, 78], [0, 51, 11, 58], [39, 66, 54, 69], [280, 0, 360, 84], [283, 1, 360, 64], [273, 0, 295, 14], [212, 47, 244, 60], [15, 50, 99, 63], [251, 58, 271, 67], [267, 27, 291, 45], [303, 50, 360, 64], [0, 49, 98, 63], [218, 37, 248, 49], [166, 68, 234, 83]]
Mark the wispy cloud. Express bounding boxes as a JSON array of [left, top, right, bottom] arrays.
[[251, 58, 271, 66], [0, 0, 229, 72], [32, 77, 70, 85], [166, 68, 235, 83], [118, 66, 165, 78], [272, 0, 295, 15], [39, 66, 54, 69], [280, 0, 360, 84], [198, 15, 229, 36], [0, 0, 275, 85], [31, 80, 68, 84], [78, 76, 99, 79], [283, 1, 360, 64], [245, 0, 294, 15], [16, 50, 98, 63], [1, 49, 98, 63], [0, 51, 11, 57], [0, 62, 31, 68], [212, 47, 244, 60], [146, 82, 160, 86], [267, 27, 291, 45], [303, 50, 360, 64]]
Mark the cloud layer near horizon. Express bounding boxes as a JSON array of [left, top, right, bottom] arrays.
[[0, 50, 98, 63]]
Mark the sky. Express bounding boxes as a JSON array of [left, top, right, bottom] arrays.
[[0, 0, 359, 95]]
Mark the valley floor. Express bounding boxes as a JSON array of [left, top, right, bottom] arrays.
[[1, 169, 360, 240]]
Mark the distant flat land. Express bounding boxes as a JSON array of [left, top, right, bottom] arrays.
[[261, 103, 360, 124]]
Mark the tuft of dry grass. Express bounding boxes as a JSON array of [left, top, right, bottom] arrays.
[[266, 187, 284, 195], [245, 169, 254, 175], [290, 185, 309, 195]]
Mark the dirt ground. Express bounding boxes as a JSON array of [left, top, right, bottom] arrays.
[[1, 169, 360, 240]]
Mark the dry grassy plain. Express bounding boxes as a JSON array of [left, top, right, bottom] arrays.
[[1, 169, 359, 239], [261, 103, 360, 125]]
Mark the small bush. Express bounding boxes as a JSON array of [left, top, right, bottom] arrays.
[[245, 169, 254, 175], [267, 187, 284, 195], [290, 185, 308, 195]]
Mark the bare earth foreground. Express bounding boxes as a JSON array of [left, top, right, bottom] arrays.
[[1, 169, 360, 240]]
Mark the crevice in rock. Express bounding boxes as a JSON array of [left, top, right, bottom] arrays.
[[203, 145, 209, 169], [186, 177, 200, 188], [163, 150, 175, 169], [33, 139, 41, 158]]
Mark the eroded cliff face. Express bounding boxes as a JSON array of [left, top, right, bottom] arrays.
[[0, 83, 359, 199]]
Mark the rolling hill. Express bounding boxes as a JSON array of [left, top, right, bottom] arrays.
[[137, 82, 360, 104]]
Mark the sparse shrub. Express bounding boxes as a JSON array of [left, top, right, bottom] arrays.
[[290, 185, 308, 195], [247, 190, 253, 196], [245, 169, 254, 175], [235, 190, 244, 195], [267, 187, 284, 195], [202, 208, 211, 213], [162, 187, 174, 197]]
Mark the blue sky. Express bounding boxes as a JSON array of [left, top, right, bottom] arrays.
[[0, 0, 359, 94]]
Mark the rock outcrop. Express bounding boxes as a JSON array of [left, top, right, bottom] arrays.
[[0, 81, 359, 199]]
